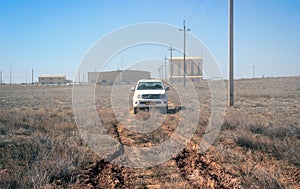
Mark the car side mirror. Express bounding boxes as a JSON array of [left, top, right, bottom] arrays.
[[131, 86, 135, 91], [165, 86, 170, 91]]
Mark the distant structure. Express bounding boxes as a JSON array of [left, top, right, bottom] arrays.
[[38, 76, 66, 85], [88, 70, 151, 85], [169, 56, 203, 83]]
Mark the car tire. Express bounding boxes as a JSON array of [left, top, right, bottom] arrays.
[[134, 107, 138, 114]]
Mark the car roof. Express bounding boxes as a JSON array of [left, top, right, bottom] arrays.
[[137, 78, 163, 82]]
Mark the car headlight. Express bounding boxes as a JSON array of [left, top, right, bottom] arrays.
[[160, 94, 166, 98], [137, 94, 142, 98]]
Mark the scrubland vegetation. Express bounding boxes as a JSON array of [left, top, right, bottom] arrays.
[[0, 77, 299, 188]]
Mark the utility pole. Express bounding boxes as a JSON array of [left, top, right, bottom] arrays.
[[179, 20, 190, 87], [163, 55, 168, 81], [0, 70, 2, 84], [253, 65, 255, 78], [31, 69, 33, 84], [161, 61, 164, 80], [121, 54, 124, 70], [168, 45, 175, 84], [10, 64, 12, 85], [78, 71, 81, 84], [228, 0, 234, 106]]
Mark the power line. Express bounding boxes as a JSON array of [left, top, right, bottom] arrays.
[[189, 0, 203, 22], [189, 0, 219, 25], [203, 0, 219, 19]]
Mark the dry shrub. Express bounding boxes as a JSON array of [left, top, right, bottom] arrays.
[[257, 125, 300, 139], [242, 166, 283, 189], [220, 107, 300, 167], [0, 108, 97, 188], [235, 130, 300, 167]]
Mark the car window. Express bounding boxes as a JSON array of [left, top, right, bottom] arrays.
[[137, 82, 163, 90]]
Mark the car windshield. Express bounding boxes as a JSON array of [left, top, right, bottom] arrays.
[[137, 82, 163, 90]]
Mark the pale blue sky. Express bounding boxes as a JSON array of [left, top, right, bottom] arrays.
[[0, 0, 299, 83]]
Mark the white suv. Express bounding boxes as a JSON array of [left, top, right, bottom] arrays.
[[131, 79, 169, 114]]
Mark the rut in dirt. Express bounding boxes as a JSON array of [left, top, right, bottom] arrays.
[[76, 144, 240, 188]]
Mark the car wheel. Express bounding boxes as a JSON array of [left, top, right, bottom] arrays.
[[134, 107, 138, 114]]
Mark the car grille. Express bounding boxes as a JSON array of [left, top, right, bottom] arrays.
[[142, 94, 160, 99], [140, 101, 161, 105]]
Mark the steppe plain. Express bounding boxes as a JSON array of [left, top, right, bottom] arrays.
[[0, 76, 299, 188]]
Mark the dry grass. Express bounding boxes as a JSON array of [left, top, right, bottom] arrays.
[[0, 86, 98, 188], [0, 76, 299, 188]]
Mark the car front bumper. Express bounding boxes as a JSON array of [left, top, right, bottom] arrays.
[[133, 99, 168, 108]]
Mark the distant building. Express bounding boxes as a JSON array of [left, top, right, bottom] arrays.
[[88, 70, 151, 85], [38, 76, 66, 85], [169, 57, 203, 83]]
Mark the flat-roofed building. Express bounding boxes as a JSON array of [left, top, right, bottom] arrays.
[[38, 76, 66, 85], [88, 70, 151, 85], [169, 56, 203, 83]]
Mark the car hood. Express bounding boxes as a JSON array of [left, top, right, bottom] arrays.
[[135, 90, 165, 95]]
